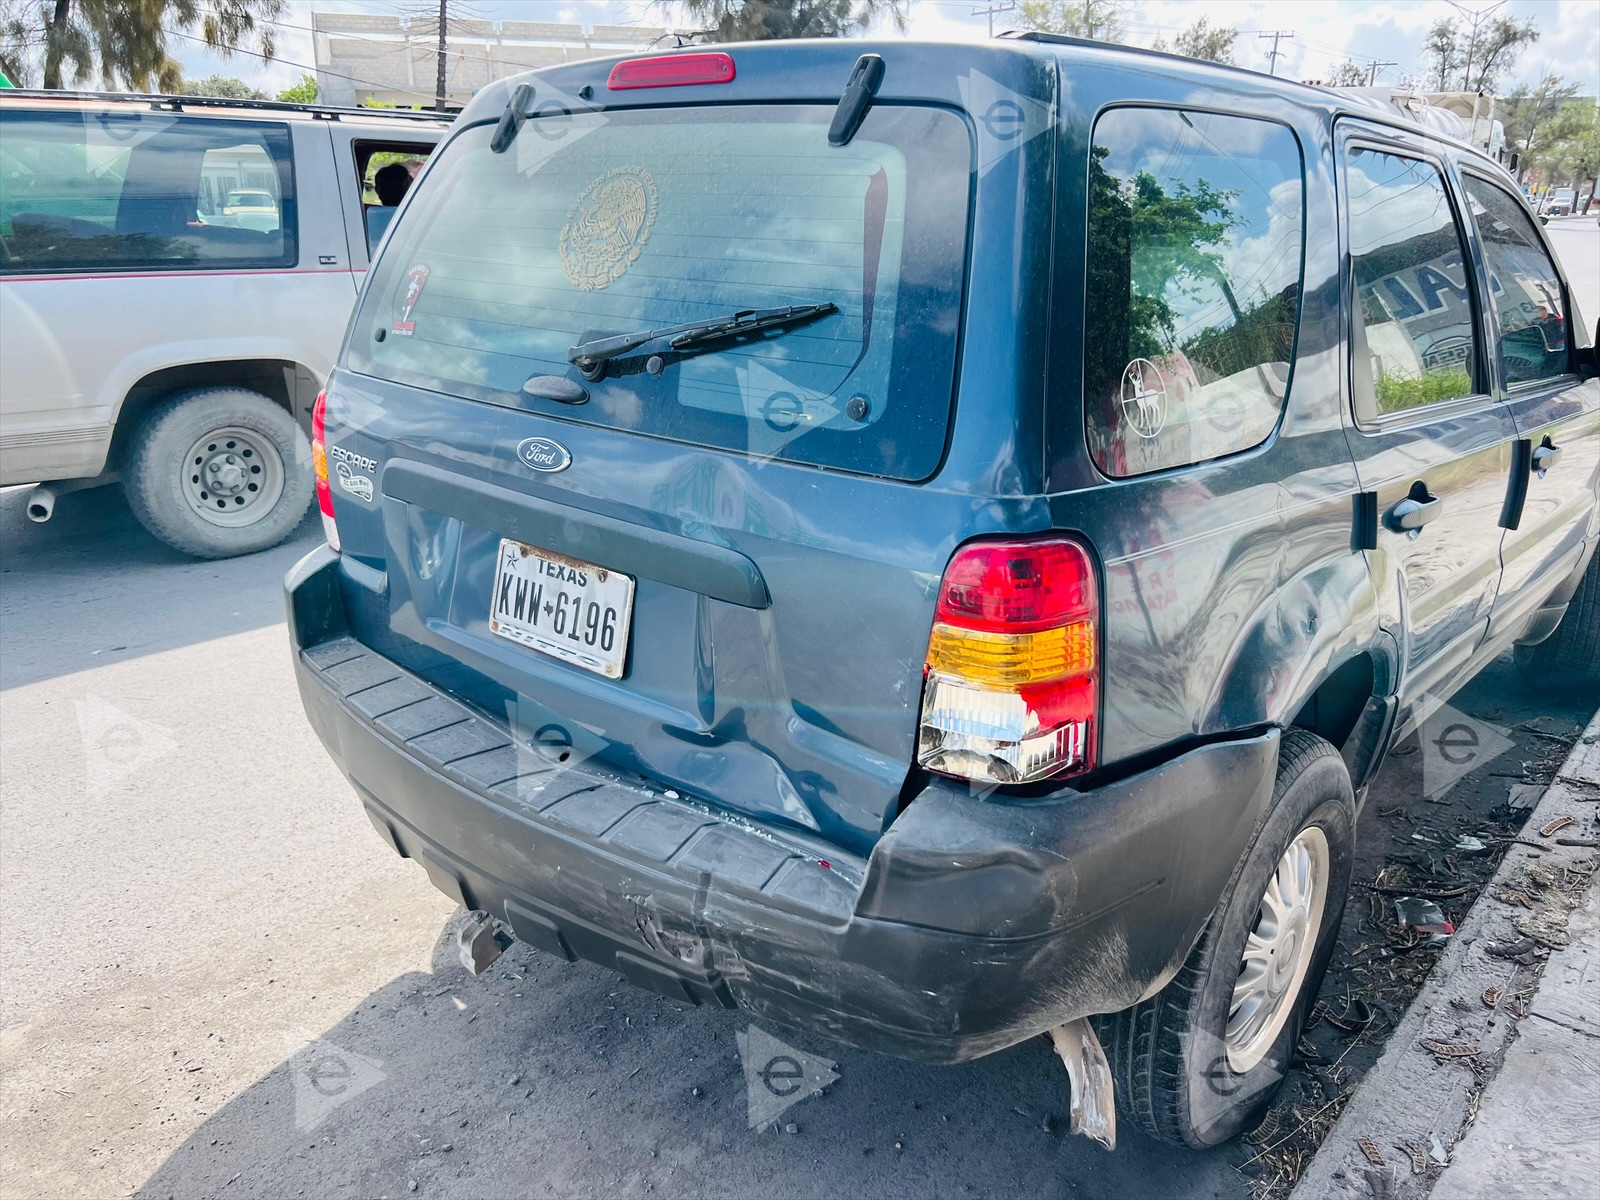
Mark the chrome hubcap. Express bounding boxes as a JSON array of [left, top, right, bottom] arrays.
[[1225, 825, 1330, 1073], [181, 426, 285, 528]]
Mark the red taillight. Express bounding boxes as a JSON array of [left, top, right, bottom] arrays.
[[918, 537, 1099, 785], [934, 540, 1095, 633], [607, 52, 735, 90], [311, 389, 340, 552]]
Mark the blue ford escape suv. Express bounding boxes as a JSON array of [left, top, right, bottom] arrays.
[[288, 35, 1600, 1148]]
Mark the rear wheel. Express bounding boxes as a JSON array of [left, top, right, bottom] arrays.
[[125, 387, 313, 559], [1095, 729, 1355, 1148], [1514, 552, 1600, 694]]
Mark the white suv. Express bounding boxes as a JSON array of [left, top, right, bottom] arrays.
[[0, 92, 447, 556]]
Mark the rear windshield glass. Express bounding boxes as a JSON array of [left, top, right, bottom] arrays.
[[346, 103, 971, 481]]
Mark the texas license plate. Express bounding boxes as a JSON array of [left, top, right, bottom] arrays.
[[489, 539, 634, 678]]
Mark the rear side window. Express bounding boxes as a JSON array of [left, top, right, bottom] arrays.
[[1084, 108, 1304, 478], [0, 109, 295, 274], [1461, 174, 1569, 386], [347, 104, 971, 481], [1345, 148, 1479, 420]]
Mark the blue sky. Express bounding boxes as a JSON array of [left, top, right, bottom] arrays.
[[166, 0, 1600, 99]]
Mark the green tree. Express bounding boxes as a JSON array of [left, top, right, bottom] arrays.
[[679, 0, 906, 41], [1461, 14, 1537, 93], [180, 72, 264, 98], [1421, 18, 1463, 91], [1084, 142, 1240, 412], [277, 72, 316, 103], [1019, 0, 1126, 41], [1421, 11, 1538, 93], [0, 0, 40, 85], [22, 0, 281, 91], [1500, 73, 1581, 175], [1550, 120, 1600, 189], [1167, 17, 1237, 66], [1325, 59, 1369, 87]]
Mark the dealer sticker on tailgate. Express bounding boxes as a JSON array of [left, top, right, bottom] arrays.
[[489, 539, 634, 678]]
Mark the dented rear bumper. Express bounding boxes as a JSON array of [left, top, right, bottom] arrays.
[[288, 545, 1279, 1063]]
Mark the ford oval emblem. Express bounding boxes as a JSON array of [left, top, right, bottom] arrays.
[[516, 436, 572, 473]]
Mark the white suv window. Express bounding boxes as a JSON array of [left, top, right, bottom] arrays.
[[0, 109, 295, 273]]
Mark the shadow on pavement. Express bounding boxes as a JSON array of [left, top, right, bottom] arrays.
[[0, 484, 321, 690], [136, 909, 1240, 1200]]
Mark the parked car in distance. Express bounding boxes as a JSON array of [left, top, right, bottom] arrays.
[[1543, 186, 1576, 216], [218, 187, 280, 233], [287, 36, 1600, 1151], [0, 91, 448, 557]]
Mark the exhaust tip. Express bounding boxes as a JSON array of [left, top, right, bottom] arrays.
[[25, 498, 53, 523]]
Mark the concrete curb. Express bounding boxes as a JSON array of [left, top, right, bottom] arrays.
[[1288, 709, 1600, 1200]]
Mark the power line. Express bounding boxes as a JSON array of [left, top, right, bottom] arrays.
[[971, 1, 1016, 39], [1258, 29, 1295, 77], [161, 25, 403, 98]]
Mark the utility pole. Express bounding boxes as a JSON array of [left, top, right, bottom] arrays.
[[1366, 60, 1397, 86], [972, 0, 1016, 38], [1258, 30, 1294, 77], [1447, 0, 1505, 91], [434, 0, 448, 112]]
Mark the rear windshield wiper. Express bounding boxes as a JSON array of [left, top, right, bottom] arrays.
[[567, 303, 837, 381]]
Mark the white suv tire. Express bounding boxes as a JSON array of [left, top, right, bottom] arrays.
[[125, 387, 314, 559]]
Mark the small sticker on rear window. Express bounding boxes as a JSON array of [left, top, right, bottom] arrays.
[[393, 263, 430, 336], [559, 165, 658, 291]]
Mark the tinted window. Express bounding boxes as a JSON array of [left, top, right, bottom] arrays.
[[1462, 174, 1569, 385], [0, 110, 295, 273], [1346, 148, 1478, 419], [1084, 108, 1304, 478], [347, 105, 970, 481]]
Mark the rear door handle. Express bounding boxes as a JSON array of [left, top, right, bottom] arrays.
[[1387, 487, 1444, 535], [1532, 441, 1562, 475]]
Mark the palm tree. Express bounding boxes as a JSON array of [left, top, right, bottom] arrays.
[[28, 0, 280, 91], [677, 0, 907, 42]]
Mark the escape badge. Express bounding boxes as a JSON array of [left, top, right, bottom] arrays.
[[559, 166, 658, 291]]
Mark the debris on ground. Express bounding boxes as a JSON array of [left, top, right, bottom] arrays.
[[1394, 898, 1455, 944], [1418, 1038, 1480, 1062], [1230, 686, 1590, 1200]]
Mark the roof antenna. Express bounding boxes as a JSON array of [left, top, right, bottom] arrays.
[[829, 54, 885, 147], [490, 82, 533, 154]]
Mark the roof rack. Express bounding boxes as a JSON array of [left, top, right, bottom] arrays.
[[998, 30, 1334, 95], [0, 88, 455, 122]]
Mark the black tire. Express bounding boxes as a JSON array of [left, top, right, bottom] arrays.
[[1094, 729, 1355, 1148], [1514, 551, 1600, 694], [125, 387, 313, 559]]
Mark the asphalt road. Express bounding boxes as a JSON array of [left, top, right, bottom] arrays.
[[0, 217, 1596, 1200]]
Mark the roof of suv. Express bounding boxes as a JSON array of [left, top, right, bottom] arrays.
[[0, 89, 453, 127], [454, 33, 1512, 178]]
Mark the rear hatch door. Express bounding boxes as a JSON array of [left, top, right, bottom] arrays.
[[327, 88, 980, 854]]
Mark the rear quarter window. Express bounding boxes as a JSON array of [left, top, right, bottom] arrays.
[[1083, 107, 1305, 478], [346, 103, 971, 481]]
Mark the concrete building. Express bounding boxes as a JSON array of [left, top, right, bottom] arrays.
[[312, 13, 672, 109]]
